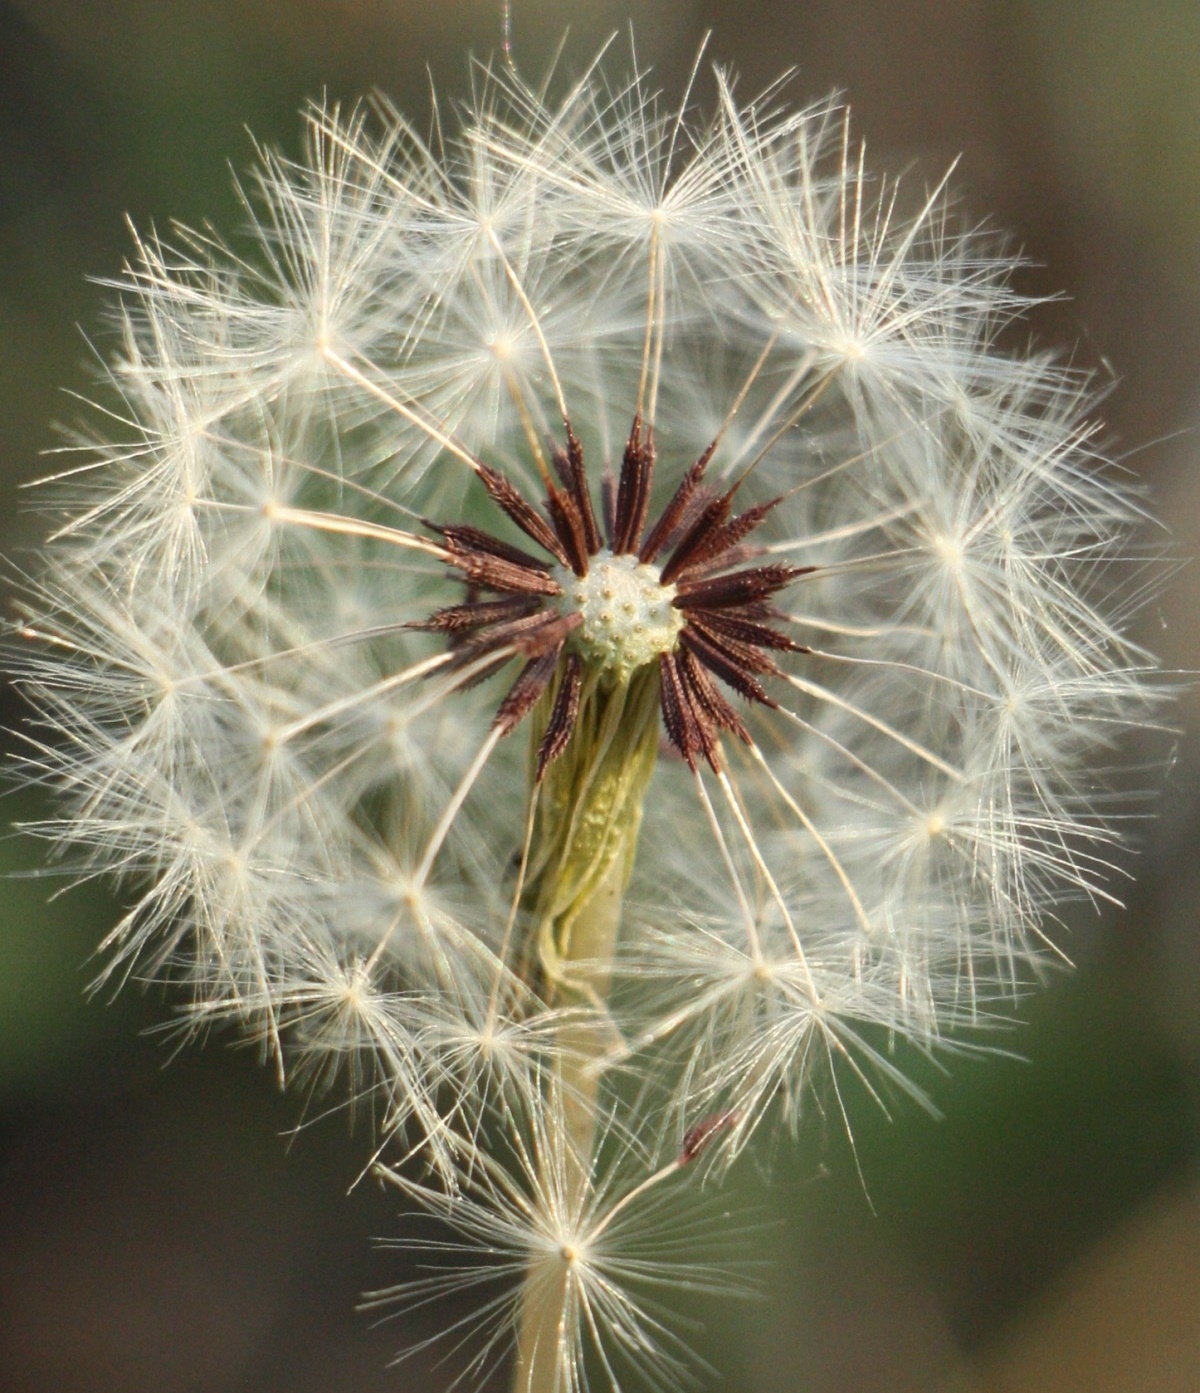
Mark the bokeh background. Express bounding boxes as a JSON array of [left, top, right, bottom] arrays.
[[2, 2, 1200, 1390]]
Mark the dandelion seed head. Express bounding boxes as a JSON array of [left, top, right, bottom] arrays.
[[6, 37, 1168, 1388]]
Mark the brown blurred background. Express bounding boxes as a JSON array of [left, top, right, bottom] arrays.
[[2, 2, 1199, 1390]]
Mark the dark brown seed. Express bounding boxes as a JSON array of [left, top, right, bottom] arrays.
[[674, 563, 808, 611], [687, 606, 804, 654], [544, 485, 590, 577], [686, 614, 781, 677], [658, 651, 697, 768], [435, 521, 557, 569], [535, 652, 583, 780], [554, 426, 602, 556], [476, 463, 571, 566], [658, 493, 733, 583], [639, 442, 717, 564], [459, 609, 581, 661], [679, 1111, 738, 1164], [668, 496, 784, 580], [410, 595, 543, 635], [678, 646, 749, 743], [659, 651, 716, 769], [679, 626, 775, 707], [611, 415, 656, 554], [446, 550, 564, 596], [494, 646, 564, 734]]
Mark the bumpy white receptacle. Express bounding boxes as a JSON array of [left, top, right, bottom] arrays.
[[556, 550, 685, 684]]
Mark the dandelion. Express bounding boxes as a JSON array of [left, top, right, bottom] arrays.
[[8, 38, 1159, 1391]]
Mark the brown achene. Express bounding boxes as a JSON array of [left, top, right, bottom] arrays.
[[415, 415, 813, 777]]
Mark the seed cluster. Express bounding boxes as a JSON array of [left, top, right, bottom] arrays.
[[417, 414, 811, 776]]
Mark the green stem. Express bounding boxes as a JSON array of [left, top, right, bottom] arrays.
[[510, 854, 625, 1393], [509, 668, 659, 1393]]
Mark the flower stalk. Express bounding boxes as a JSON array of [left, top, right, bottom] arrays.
[[513, 670, 658, 1392]]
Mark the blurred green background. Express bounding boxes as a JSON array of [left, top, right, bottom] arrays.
[[2, 2, 1200, 1390]]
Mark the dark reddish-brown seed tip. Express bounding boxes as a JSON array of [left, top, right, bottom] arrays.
[[679, 1111, 738, 1164]]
